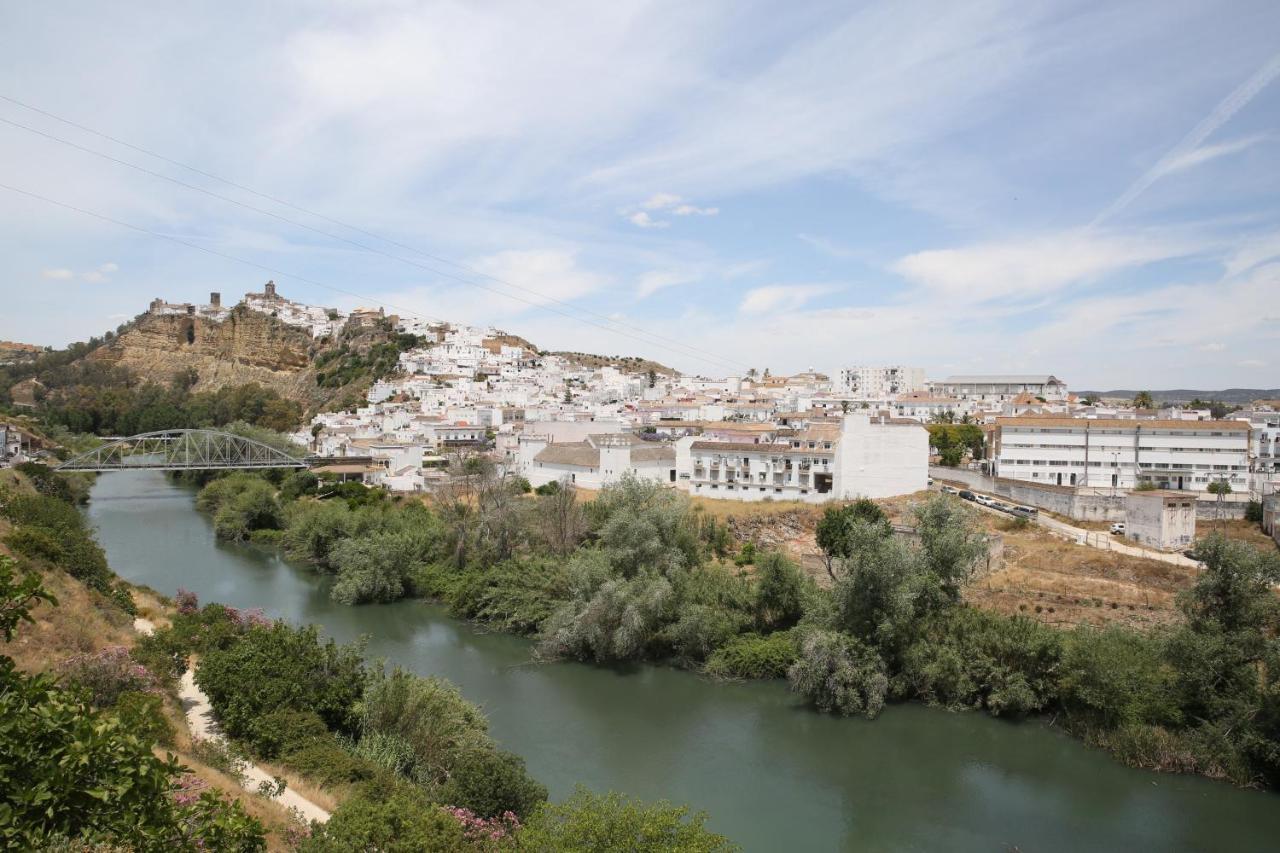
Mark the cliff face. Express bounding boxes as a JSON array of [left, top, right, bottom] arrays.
[[86, 307, 319, 402]]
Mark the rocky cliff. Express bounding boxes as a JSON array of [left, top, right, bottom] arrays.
[[85, 307, 323, 403]]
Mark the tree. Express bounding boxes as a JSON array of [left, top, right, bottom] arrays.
[[1133, 391, 1154, 409], [754, 551, 810, 630], [537, 478, 586, 556], [647, 368, 657, 389], [815, 499, 890, 580]]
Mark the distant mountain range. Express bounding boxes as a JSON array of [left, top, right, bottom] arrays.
[[1077, 389, 1280, 404]]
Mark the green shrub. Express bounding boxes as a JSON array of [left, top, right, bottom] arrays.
[[358, 669, 491, 787], [705, 632, 797, 680], [300, 781, 467, 853], [247, 709, 330, 760], [788, 629, 888, 718], [753, 551, 811, 630], [195, 621, 367, 751], [1058, 626, 1180, 728], [895, 608, 1062, 717], [519, 788, 737, 852], [435, 746, 548, 819], [281, 738, 382, 788], [447, 557, 569, 634]]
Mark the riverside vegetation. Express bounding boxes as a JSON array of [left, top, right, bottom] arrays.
[[197, 457, 1280, 790], [0, 463, 735, 851]]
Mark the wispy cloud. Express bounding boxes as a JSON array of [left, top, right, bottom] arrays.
[[627, 211, 668, 229], [1093, 52, 1280, 225], [637, 269, 699, 298], [1197, 342, 1226, 352], [41, 268, 74, 280], [739, 283, 840, 314], [797, 233, 856, 258]]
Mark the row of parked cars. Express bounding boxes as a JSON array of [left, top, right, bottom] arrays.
[[939, 484, 1038, 519]]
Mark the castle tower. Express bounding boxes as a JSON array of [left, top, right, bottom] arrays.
[[209, 292, 221, 308]]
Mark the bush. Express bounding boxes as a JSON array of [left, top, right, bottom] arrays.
[[359, 669, 492, 787], [539, 563, 676, 663], [195, 621, 367, 751], [519, 788, 736, 852], [894, 608, 1062, 717], [300, 781, 468, 853], [788, 629, 888, 718], [281, 738, 382, 788], [1058, 626, 1179, 729], [246, 709, 330, 760], [279, 470, 319, 502], [436, 747, 548, 820], [282, 500, 356, 568], [58, 646, 157, 708], [330, 530, 438, 605], [705, 632, 798, 680], [447, 557, 570, 635]]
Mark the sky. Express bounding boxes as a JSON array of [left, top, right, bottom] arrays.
[[2, 0, 1279, 389]]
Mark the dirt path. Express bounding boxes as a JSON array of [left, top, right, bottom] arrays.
[[133, 618, 331, 824]]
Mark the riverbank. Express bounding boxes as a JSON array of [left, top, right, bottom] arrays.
[[85, 470, 1280, 852]]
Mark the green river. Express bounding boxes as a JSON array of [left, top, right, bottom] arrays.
[[86, 472, 1279, 852]]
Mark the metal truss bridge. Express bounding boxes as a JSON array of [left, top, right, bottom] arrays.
[[55, 429, 310, 473]]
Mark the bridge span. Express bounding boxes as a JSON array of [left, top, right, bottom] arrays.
[[55, 429, 310, 473]]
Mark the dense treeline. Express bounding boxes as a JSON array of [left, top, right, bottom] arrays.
[[40, 371, 304, 435], [198, 464, 1280, 789]]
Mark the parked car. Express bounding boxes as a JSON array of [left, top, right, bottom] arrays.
[[941, 485, 959, 495], [1110, 522, 1126, 535], [958, 490, 975, 501], [1011, 505, 1038, 518], [1183, 546, 1204, 562], [974, 494, 995, 507]]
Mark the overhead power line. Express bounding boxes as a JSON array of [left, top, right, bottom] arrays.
[[0, 181, 745, 374], [0, 93, 748, 374]]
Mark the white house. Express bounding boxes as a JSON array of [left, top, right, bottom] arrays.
[[839, 365, 925, 400], [523, 433, 676, 490]]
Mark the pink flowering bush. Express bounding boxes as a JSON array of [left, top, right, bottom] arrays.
[[59, 645, 159, 707], [445, 806, 521, 843], [175, 587, 199, 615]]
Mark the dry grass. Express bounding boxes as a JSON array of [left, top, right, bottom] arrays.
[[966, 524, 1199, 629], [689, 494, 820, 520], [1201, 519, 1278, 551]]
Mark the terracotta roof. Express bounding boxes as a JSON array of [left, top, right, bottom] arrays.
[[996, 416, 1249, 431]]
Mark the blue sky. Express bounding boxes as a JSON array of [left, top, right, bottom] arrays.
[[2, 0, 1278, 388]]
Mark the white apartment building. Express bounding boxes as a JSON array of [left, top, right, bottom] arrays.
[[675, 413, 927, 503], [839, 365, 925, 400], [993, 417, 1251, 492], [933, 375, 1068, 402]]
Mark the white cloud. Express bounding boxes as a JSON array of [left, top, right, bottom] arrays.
[[469, 248, 606, 306], [798, 233, 855, 258], [80, 262, 119, 283], [739, 284, 839, 314], [641, 192, 683, 210], [1158, 136, 1266, 178], [1238, 358, 1265, 368], [1197, 342, 1226, 352], [672, 204, 718, 216], [41, 268, 74, 280], [627, 211, 668, 229], [637, 269, 699, 298], [893, 228, 1210, 301]]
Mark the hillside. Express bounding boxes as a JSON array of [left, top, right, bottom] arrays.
[[1078, 388, 1280, 404], [550, 350, 678, 376]]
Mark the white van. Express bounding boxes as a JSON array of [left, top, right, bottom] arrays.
[[1110, 522, 1126, 535]]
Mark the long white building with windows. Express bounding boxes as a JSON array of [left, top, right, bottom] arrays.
[[934, 375, 1068, 402], [992, 417, 1251, 492], [675, 413, 927, 502]]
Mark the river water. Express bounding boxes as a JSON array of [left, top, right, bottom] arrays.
[[86, 472, 1279, 852]]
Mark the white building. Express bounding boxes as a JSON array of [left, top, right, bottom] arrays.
[[839, 365, 925, 400], [993, 417, 1251, 492], [1124, 490, 1196, 551], [675, 413, 927, 503], [933, 375, 1068, 402], [522, 433, 676, 490]]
